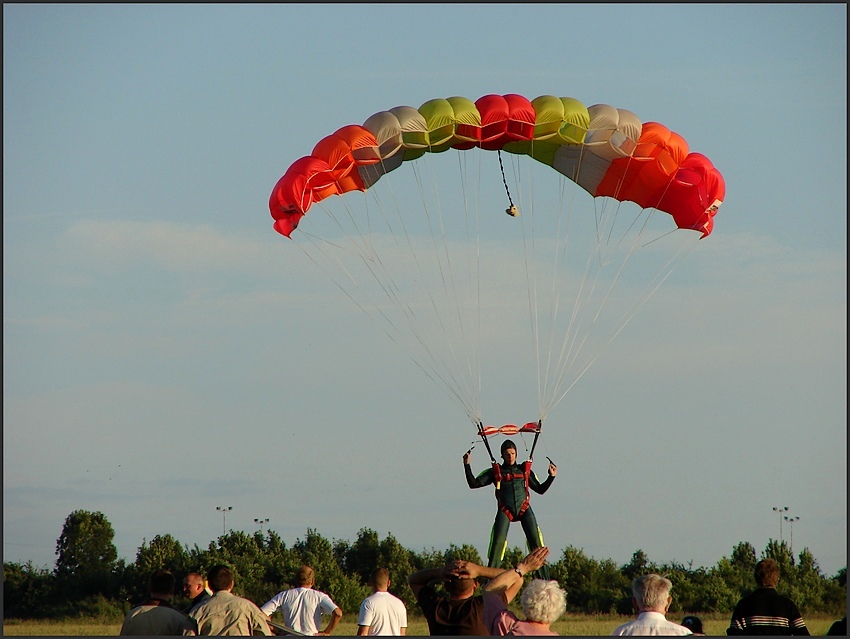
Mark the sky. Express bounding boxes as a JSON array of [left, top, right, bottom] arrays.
[[4, 4, 847, 581]]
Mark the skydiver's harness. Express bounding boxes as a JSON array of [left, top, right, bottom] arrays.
[[476, 420, 542, 522], [491, 459, 533, 521]]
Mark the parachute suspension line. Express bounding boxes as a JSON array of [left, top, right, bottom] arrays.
[[465, 150, 485, 423], [478, 421, 498, 465], [409, 154, 481, 424], [498, 150, 518, 216], [301, 198, 471, 413], [309, 160, 477, 425], [545, 175, 701, 414], [513, 150, 545, 422], [539, 174, 574, 422], [454, 148, 484, 424], [546, 193, 634, 412], [434, 150, 483, 422]]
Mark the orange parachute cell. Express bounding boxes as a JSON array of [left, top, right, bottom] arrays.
[[595, 121, 690, 210]]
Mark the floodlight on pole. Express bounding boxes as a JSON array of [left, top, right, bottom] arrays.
[[784, 515, 800, 554], [216, 506, 233, 535], [254, 517, 269, 533], [772, 506, 789, 542]]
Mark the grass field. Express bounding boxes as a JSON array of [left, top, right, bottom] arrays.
[[2, 613, 839, 636]]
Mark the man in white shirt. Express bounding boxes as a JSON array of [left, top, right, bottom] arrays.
[[612, 574, 693, 636], [357, 567, 408, 636], [260, 565, 342, 636]]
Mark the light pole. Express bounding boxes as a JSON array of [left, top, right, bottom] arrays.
[[254, 517, 269, 533], [216, 506, 233, 535], [784, 515, 800, 554], [772, 506, 788, 542]]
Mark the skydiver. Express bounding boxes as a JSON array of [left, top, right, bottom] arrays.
[[463, 439, 557, 580]]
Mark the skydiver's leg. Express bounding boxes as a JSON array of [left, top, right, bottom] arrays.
[[487, 510, 511, 568], [519, 508, 550, 580]]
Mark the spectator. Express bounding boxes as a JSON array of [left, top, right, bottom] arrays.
[[356, 567, 408, 636], [681, 616, 705, 636], [408, 557, 504, 635], [183, 572, 211, 614], [483, 546, 566, 635], [189, 564, 273, 636], [827, 616, 847, 636], [260, 565, 342, 636], [120, 570, 194, 636], [727, 558, 809, 635], [612, 574, 693, 636]]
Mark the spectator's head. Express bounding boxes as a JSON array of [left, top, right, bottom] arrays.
[[500, 439, 517, 464], [754, 558, 780, 588], [183, 572, 206, 599], [442, 572, 478, 599], [681, 615, 704, 635], [520, 579, 567, 625], [148, 570, 176, 598], [369, 567, 390, 591], [631, 574, 673, 614], [206, 565, 235, 593], [295, 565, 315, 587]]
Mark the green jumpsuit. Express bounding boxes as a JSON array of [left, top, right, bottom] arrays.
[[464, 459, 554, 580]]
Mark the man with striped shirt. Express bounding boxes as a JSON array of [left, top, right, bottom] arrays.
[[726, 558, 809, 635]]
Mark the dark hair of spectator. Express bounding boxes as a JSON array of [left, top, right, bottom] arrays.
[[207, 565, 235, 592], [754, 558, 780, 588], [148, 570, 176, 596]]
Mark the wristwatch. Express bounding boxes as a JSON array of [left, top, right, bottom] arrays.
[[514, 567, 524, 578]]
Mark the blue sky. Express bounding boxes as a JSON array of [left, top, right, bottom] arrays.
[[4, 4, 846, 581]]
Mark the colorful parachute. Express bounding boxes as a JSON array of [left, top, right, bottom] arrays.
[[270, 93, 724, 240], [268, 93, 725, 440]]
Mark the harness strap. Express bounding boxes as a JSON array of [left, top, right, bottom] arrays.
[[493, 460, 533, 522]]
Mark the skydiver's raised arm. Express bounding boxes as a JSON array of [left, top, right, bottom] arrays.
[[463, 449, 493, 488], [529, 458, 557, 494]]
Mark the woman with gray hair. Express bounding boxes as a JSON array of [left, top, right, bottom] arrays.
[[483, 546, 567, 635], [612, 574, 692, 636]]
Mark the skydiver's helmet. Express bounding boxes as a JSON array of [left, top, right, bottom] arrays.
[[501, 439, 517, 454]]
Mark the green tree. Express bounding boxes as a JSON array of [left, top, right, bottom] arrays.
[[291, 528, 367, 613], [54, 510, 119, 599], [622, 549, 653, 581], [339, 528, 380, 584], [376, 533, 417, 611], [3, 561, 57, 617], [731, 541, 757, 571], [551, 546, 628, 613], [135, 534, 191, 576], [123, 534, 192, 605], [443, 543, 482, 564], [202, 530, 272, 604]]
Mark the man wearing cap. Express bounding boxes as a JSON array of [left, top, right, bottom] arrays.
[[463, 438, 556, 579], [681, 616, 705, 636]]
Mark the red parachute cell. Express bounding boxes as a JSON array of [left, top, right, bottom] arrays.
[[269, 156, 338, 236]]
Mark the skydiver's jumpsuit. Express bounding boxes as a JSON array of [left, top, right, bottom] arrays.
[[464, 459, 554, 580]]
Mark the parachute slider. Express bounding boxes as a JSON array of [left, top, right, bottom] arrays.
[[506, 205, 519, 217], [479, 422, 539, 438]]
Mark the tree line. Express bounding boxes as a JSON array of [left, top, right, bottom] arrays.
[[3, 509, 846, 620]]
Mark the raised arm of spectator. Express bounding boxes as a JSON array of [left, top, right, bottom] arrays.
[[484, 547, 550, 603]]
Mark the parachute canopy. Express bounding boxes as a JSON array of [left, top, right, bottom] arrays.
[[270, 93, 724, 239], [267, 92, 725, 435]]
